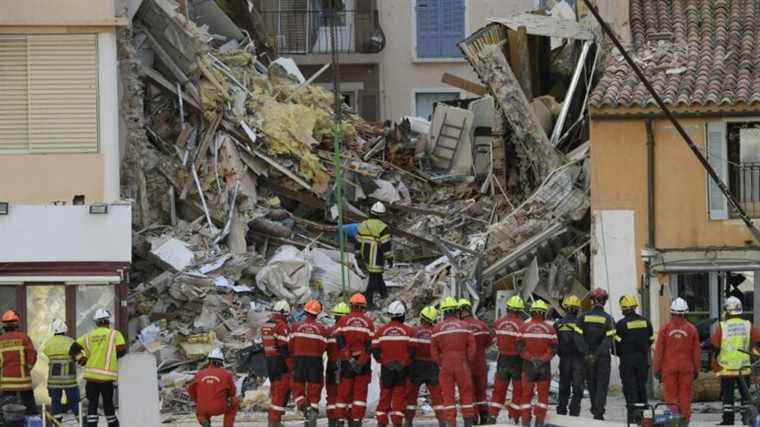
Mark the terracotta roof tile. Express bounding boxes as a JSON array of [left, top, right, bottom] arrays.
[[590, 0, 760, 109]]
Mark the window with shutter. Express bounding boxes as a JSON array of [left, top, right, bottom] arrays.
[[0, 34, 98, 155], [706, 121, 728, 220], [416, 0, 465, 59]]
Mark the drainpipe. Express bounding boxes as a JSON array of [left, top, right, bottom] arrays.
[[644, 119, 656, 397]]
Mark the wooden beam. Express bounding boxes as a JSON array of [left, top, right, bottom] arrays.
[[441, 72, 488, 96], [508, 26, 532, 99], [140, 65, 202, 112]]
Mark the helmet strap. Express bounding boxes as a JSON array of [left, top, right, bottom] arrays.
[[3, 322, 18, 331]]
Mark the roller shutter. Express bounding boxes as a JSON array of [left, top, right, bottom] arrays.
[[0, 36, 30, 151]]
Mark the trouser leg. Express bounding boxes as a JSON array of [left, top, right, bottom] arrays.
[[86, 381, 101, 427], [519, 376, 534, 424], [428, 382, 444, 421], [489, 377, 508, 417], [678, 371, 693, 422], [292, 380, 306, 411], [101, 382, 119, 427], [18, 390, 37, 415], [592, 356, 610, 419], [456, 359, 476, 420], [511, 375, 524, 420], [404, 382, 420, 420], [223, 398, 239, 427], [350, 372, 371, 420], [721, 377, 736, 424], [306, 381, 322, 411], [49, 388, 63, 415], [377, 384, 392, 426], [533, 379, 550, 422], [439, 363, 457, 426], [390, 383, 408, 426], [557, 357, 571, 414], [569, 357, 584, 416], [336, 373, 354, 420], [67, 386, 81, 417], [620, 359, 637, 422], [471, 357, 488, 418], [326, 381, 339, 420], [269, 374, 289, 422]]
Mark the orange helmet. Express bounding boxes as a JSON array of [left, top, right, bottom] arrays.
[[2, 310, 20, 323], [349, 293, 367, 306], [304, 299, 322, 315]]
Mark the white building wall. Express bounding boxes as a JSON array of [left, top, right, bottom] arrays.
[[99, 31, 121, 202]]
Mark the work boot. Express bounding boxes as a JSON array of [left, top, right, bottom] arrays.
[[269, 422, 284, 427], [328, 420, 338, 427], [521, 418, 531, 427], [535, 420, 545, 427], [557, 407, 567, 416], [482, 415, 497, 425], [351, 420, 363, 427], [464, 416, 475, 427], [336, 421, 345, 427], [593, 414, 604, 421], [404, 419, 413, 427], [437, 420, 447, 427], [200, 420, 211, 427]]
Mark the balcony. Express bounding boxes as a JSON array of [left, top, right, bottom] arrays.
[[729, 161, 760, 218], [260, 9, 384, 56]]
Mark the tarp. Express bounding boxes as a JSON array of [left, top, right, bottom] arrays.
[[255, 245, 313, 303], [305, 248, 366, 295]]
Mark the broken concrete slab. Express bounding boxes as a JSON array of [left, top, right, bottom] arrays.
[[149, 235, 195, 272]]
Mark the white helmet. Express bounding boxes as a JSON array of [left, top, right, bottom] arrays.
[[670, 297, 688, 314], [370, 201, 386, 215], [387, 300, 406, 317], [51, 319, 68, 335], [724, 296, 743, 315], [93, 308, 112, 322], [208, 348, 224, 361], [273, 300, 291, 314]]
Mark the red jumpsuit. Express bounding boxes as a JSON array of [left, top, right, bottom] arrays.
[[517, 316, 557, 424], [652, 316, 700, 421], [288, 316, 329, 412], [336, 309, 375, 421], [0, 330, 37, 392], [188, 366, 239, 427], [372, 320, 415, 426], [431, 315, 476, 425], [326, 324, 341, 421], [463, 314, 492, 418], [261, 314, 291, 423], [405, 322, 444, 422], [489, 311, 525, 419]]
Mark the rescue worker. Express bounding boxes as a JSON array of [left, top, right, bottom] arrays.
[[578, 288, 616, 420], [188, 348, 239, 427], [615, 295, 654, 424], [405, 306, 444, 427], [486, 295, 527, 424], [341, 202, 393, 308], [517, 300, 557, 427], [289, 299, 329, 426], [372, 301, 415, 427], [336, 293, 375, 426], [554, 295, 586, 417], [0, 310, 37, 415], [710, 296, 760, 425], [261, 300, 292, 427], [70, 308, 126, 427], [458, 298, 492, 424], [43, 319, 79, 420], [327, 302, 350, 427], [431, 296, 476, 427], [652, 297, 700, 423]]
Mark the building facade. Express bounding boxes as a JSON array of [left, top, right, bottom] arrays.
[[0, 0, 131, 348]]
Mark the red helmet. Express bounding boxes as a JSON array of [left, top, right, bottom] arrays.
[[2, 310, 20, 323], [590, 288, 609, 301]]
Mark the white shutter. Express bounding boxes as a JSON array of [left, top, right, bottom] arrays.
[[28, 34, 98, 153], [706, 121, 728, 220], [0, 36, 30, 152]]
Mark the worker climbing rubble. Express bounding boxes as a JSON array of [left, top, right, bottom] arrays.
[[372, 300, 415, 427], [0, 310, 37, 415], [517, 299, 557, 427], [458, 298, 492, 424], [487, 295, 527, 424], [405, 306, 444, 427], [553, 295, 586, 418], [289, 299, 329, 426], [188, 348, 239, 427], [261, 300, 292, 427], [336, 293, 375, 426], [615, 294, 654, 424]]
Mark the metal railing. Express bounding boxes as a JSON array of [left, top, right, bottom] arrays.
[[260, 9, 383, 55], [729, 161, 760, 217]]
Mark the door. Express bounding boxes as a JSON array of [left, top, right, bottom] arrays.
[[312, 0, 355, 53]]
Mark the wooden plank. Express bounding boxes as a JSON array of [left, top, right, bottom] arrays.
[[441, 72, 488, 96], [140, 65, 202, 112], [508, 26, 532, 99]]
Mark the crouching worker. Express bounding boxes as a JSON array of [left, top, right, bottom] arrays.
[[188, 349, 239, 427], [43, 319, 79, 421]]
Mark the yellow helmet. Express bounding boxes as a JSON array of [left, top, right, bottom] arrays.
[[530, 299, 549, 313], [420, 306, 438, 322], [331, 302, 350, 316], [440, 296, 459, 312], [562, 295, 581, 309], [457, 298, 471, 309], [619, 294, 638, 310], [506, 295, 525, 311]]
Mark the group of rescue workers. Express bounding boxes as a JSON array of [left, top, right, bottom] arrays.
[[255, 287, 760, 427]]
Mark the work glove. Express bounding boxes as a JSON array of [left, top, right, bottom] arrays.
[[349, 357, 362, 374]]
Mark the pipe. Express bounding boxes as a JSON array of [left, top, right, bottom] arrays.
[[646, 119, 656, 247], [551, 40, 592, 146]]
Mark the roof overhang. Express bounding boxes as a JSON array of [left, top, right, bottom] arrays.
[[590, 102, 760, 120], [650, 248, 760, 273], [487, 14, 595, 40]]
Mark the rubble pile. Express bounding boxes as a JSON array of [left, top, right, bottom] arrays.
[[118, 0, 600, 419]]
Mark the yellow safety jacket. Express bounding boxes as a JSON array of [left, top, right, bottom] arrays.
[[76, 327, 125, 382], [718, 318, 751, 375], [42, 335, 77, 389], [356, 218, 391, 273]]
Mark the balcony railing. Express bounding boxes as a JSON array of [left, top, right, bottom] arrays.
[[260, 9, 383, 55], [729, 161, 760, 217]]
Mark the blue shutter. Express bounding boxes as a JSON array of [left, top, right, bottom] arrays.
[[439, 0, 465, 58], [416, 0, 440, 58]]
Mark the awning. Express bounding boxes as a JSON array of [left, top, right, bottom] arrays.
[[650, 248, 760, 273]]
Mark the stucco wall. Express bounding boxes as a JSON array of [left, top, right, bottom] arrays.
[[0, 154, 106, 204], [0, 0, 118, 26]]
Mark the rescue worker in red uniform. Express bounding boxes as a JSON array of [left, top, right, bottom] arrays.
[[431, 296, 476, 427], [336, 293, 375, 426], [188, 348, 239, 427], [554, 295, 586, 418], [372, 301, 415, 427], [579, 288, 616, 420], [517, 300, 557, 427], [327, 302, 350, 427], [0, 310, 37, 415], [405, 306, 444, 427], [486, 295, 526, 424], [652, 297, 700, 422], [458, 298, 492, 424], [289, 299, 329, 426], [261, 300, 292, 427]]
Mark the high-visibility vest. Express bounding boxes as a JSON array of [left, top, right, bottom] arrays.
[[718, 318, 751, 375], [356, 218, 390, 273], [42, 335, 77, 388], [76, 327, 125, 382]]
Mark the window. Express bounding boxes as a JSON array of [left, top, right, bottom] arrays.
[[415, 0, 465, 58], [26, 285, 67, 349], [0, 34, 99, 154], [706, 121, 760, 219], [0, 287, 18, 318], [415, 91, 459, 120], [673, 271, 757, 325], [76, 285, 116, 335]]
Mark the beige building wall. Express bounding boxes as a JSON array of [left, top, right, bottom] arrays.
[[0, 0, 119, 26]]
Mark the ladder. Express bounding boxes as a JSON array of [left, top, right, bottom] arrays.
[[432, 112, 467, 171]]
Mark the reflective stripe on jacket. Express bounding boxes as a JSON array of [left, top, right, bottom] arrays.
[[493, 312, 525, 356], [76, 327, 126, 382], [412, 323, 434, 361], [336, 311, 375, 360], [42, 334, 77, 388], [288, 317, 328, 358], [431, 318, 475, 362], [261, 315, 290, 358], [0, 331, 37, 391], [717, 318, 751, 373], [372, 320, 415, 366], [463, 316, 492, 359], [518, 317, 558, 362], [356, 219, 391, 273]]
